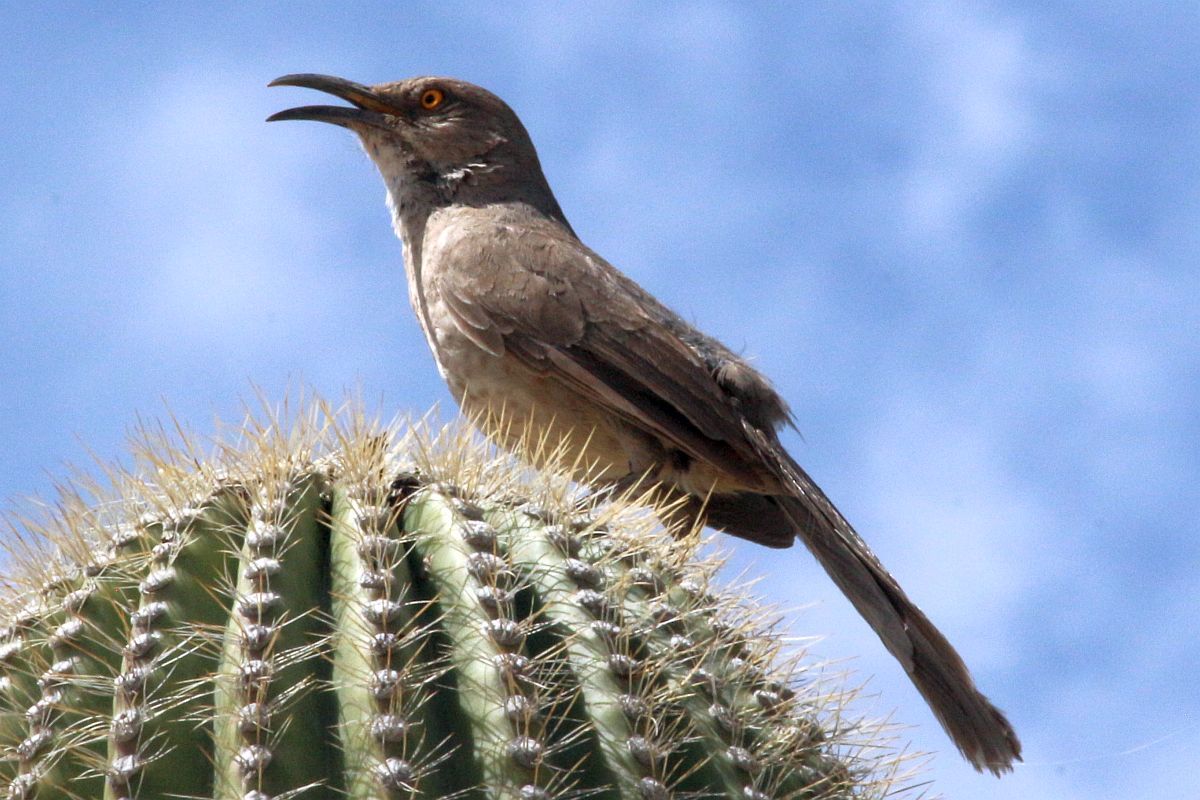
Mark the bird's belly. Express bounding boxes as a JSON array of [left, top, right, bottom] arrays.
[[424, 309, 634, 485]]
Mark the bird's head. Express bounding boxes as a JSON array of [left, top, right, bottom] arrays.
[[269, 73, 556, 212]]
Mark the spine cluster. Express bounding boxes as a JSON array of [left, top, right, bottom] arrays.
[[0, 408, 908, 799]]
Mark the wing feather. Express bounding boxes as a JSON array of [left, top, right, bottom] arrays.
[[434, 213, 787, 489]]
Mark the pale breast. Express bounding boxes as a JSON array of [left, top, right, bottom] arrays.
[[404, 209, 637, 484]]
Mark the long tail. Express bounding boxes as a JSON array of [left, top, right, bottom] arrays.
[[781, 492, 1021, 774], [693, 468, 1022, 774]]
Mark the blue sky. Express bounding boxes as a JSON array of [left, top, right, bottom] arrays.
[[2, 3, 1197, 796]]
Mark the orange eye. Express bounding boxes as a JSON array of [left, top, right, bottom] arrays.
[[420, 88, 445, 110]]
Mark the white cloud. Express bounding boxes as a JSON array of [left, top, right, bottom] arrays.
[[496, 0, 751, 89], [856, 394, 1044, 661], [94, 65, 326, 336], [74, 61, 433, 384], [897, 2, 1043, 244]]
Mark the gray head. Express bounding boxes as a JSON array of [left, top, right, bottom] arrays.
[[268, 74, 564, 222]]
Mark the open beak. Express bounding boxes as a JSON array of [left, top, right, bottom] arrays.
[[267, 73, 399, 130]]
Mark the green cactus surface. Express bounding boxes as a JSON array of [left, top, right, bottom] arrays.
[[0, 400, 917, 799]]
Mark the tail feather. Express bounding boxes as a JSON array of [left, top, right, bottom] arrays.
[[777, 493, 1022, 775], [661, 443, 1022, 773]]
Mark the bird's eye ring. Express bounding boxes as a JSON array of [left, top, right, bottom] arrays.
[[420, 88, 445, 110]]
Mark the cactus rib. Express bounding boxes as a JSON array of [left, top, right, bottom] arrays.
[[0, 401, 917, 799]]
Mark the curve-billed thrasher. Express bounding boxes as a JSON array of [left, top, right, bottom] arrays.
[[268, 73, 1021, 774]]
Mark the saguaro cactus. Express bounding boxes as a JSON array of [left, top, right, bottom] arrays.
[[0, 401, 914, 799]]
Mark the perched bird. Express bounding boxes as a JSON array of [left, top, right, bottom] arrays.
[[269, 73, 1021, 774]]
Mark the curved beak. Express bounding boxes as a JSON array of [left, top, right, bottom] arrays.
[[267, 73, 398, 130]]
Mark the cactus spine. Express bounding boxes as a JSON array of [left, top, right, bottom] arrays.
[[0, 402, 914, 799]]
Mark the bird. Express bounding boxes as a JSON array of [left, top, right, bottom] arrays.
[[268, 73, 1021, 774]]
